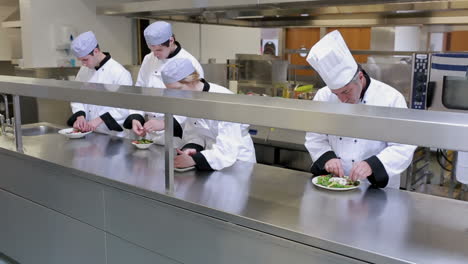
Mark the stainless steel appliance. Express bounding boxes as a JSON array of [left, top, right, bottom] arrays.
[[409, 53, 468, 112], [428, 53, 468, 113], [409, 53, 468, 191], [231, 54, 289, 96]]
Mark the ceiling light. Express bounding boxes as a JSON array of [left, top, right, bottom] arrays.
[[236, 15, 264, 19], [396, 10, 420, 14]]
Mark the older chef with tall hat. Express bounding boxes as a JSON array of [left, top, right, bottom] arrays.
[[124, 21, 204, 144], [67, 31, 133, 138], [304, 30, 417, 188]]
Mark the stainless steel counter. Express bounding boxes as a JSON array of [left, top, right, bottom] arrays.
[[1, 123, 467, 264]]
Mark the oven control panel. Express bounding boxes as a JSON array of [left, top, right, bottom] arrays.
[[410, 54, 430, 109]]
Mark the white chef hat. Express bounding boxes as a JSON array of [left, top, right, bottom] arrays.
[[161, 58, 196, 84], [71, 31, 98, 58], [144, 21, 173, 46], [306, 30, 358, 90]]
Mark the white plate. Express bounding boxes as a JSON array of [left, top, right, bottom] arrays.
[[175, 166, 195, 172], [132, 142, 153, 150], [58, 128, 92, 139], [312, 176, 360, 191]]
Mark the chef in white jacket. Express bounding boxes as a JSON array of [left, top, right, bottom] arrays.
[[68, 31, 133, 138], [159, 58, 256, 170], [123, 21, 204, 144], [304, 30, 416, 188]]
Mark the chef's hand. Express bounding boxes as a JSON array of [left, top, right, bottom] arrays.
[[87, 117, 103, 131], [177, 148, 197, 156], [73, 116, 89, 132], [324, 158, 345, 178], [143, 119, 164, 133], [174, 151, 196, 168], [132, 120, 146, 137], [350, 161, 372, 182]]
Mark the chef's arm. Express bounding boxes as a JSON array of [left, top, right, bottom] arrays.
[[305, 132, 336, 175], [67, 102, 86, 126], [195, 122, 243, 171], [181, 120, 205, 152], [365, 143, 417, 188], [123, 110, 145, 129], [180, 119, 207, 169], [98, 108, 126, 132], [142, 118, 183, 137]]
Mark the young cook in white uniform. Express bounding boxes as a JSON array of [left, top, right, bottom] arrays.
[[68, 31, 133, 138], [304, 30, 417, 188], [123, 21, 204, 144], [158, 58, 256, 170]]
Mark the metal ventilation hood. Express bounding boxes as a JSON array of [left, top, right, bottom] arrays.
[[97, 0, 468, 27]]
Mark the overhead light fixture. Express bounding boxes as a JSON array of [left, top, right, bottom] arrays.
[[395, 10, 420, 14], [236, 15, 264, 19], [300, 14, 309, 17]]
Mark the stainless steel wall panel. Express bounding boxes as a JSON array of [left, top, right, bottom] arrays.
[[0, 151, 106, 228], [106, 234, 179, 264], [104, 188, 365, 264], [0, 189, 106, 264]]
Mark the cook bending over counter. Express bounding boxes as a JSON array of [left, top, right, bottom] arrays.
[[122, 20, 204, 144], [66, 31, 133, 138], [304, 30, 417, 189], [144, 58, 256, 170]]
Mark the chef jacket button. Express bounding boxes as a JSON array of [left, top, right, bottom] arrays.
[[338, 157, 341, 159], [363, 100, 367, 104], [352, 160, 355, 162], [354, 139, 357, 143], [339, 137, 342, 140]]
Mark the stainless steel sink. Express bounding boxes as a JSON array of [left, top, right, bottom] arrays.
[[22, 125, 60, 136]]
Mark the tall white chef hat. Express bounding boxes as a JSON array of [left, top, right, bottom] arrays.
[[71, 31, 98, 58], [306, 30, 358, 90], [161, 58, 196, 84], [144, 21, 173, 46]]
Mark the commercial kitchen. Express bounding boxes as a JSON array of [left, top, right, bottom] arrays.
[[1, 0, 468, 263]]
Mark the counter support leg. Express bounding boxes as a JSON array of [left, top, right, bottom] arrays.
[[13, 95, 23, 153], [164, 114, 174, 193]]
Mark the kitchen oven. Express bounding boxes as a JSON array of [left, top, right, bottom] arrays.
[[410, 53, 468, 187], [410, 53, 468, 113]]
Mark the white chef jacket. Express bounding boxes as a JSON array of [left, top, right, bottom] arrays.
[[305, 76, 417, 188], [180, 81, 256, 171], [70, 55, 133, 138], [126, 42, 204, 144]]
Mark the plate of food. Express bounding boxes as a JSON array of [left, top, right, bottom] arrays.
[[312, 175, 360, 191], [58, 128, 92, 139], [132, 139, 154, 149]]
